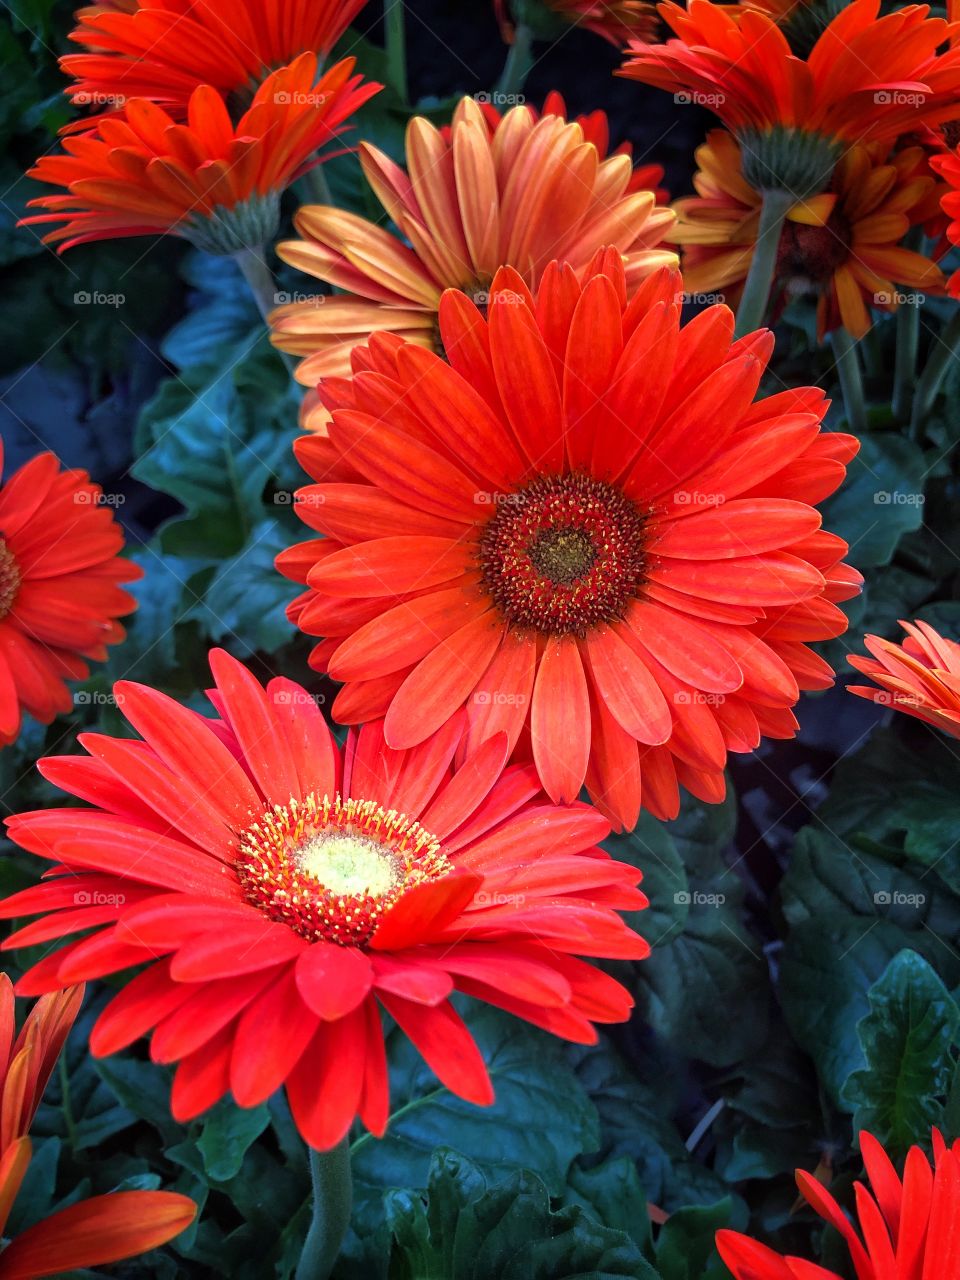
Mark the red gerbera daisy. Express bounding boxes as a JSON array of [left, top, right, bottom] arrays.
[[620, 0, 960, 197], [0, 976, 195, 1278], [277, 251, 861, 829], [930, 146, 960, 296], [21, 54, 379, 255], [2, 649, 647, 1150], [848, 619, 960, 739], [0, 441, 140, 748], [61, 0, 370, 117], [716, 1129, 960, 1280]]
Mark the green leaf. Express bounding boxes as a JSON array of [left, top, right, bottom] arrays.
[[384, 1149, 660, 1280], [564, 1157, 653, 1252], [187, 518, 296, 655], [841, 949, 960, 1157], [655, 1199, 736, 1280], [196, 1100, 271, 1183], [820, 432, 926, 568]]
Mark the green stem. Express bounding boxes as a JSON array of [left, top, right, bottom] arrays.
[[234, 246, 278, 322], [909, 309, 960, 443], [733, 187, 794, 337], [830, 326, 867, 434], [59, 1053, 77, 1153], [301, 163, 334, 207], [295, 1140, 353, 1280], [497, 22, 535, 101], [892, 299, 919, 423], [384, 0, 408, 104]]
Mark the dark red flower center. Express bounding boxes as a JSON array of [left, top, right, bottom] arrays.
[[235, 792, 453, 945], [776, 207, 852, 285], [479, 473, 649, 637], [0, 539, 21, 620]]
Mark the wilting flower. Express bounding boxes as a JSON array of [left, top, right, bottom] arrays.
[[671, 131, 945, 340], [270, 95, 676, 399], [277, 252, 860, 829], [0, 441, 140, 748], [717, 1129, 960, 1280], [849, 619, 960, 739], [61, 0, 370, 117], [620, 0, 960, 197], [930, 147, 960, 296], [0, 976, 195, 1277], [495, 0, 658, 46], [3, 650, 647, 1149], [22, 54, 379, 255]]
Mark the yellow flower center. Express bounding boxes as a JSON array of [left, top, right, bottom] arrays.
[[235, 793, 453, 945]]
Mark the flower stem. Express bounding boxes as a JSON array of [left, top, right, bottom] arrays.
[[829, 326, 867, 434], [384, 0, 408, 104], [234, 246, 278, 323], [892, 299, 919, 423], [497, 23, 535, 101], [733, 187, 794, 338], [295, 1139, 352, 1280], [301, 163, 334, 207], [910, 309, 960, 443]]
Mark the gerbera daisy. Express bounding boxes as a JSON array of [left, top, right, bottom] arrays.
[[620, 0, 960, 196], [671, 131, 945, 340], [22, 54, 379, 256], [930, 147, 960, 296], [61, 0, 370, 117], [0, 976, 195, 1278], [494, 0, 659, 47], [848, 619, 960, 739], [270, 94, 676, 402], [277, 251, 861, 830], [0, 441, 140, 748], [716, 1129, 960, 1280], [2, 649, 647, 1150]]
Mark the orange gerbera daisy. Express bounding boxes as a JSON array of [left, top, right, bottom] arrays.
[[717, 1129, 960, 1280], [61, 0, 370, 117], [672, 131, 945, 340], [0, 976, 195, 1278], [2, 650, 646, 1149], [22, 54, 379, 255], [270, 95, 676, 401], [495, 0, 659, 46], [620, 0, 960, 197], [0, 441, 140, 748], [849, 619, 960, 739], [277, 251, 860, 829]]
